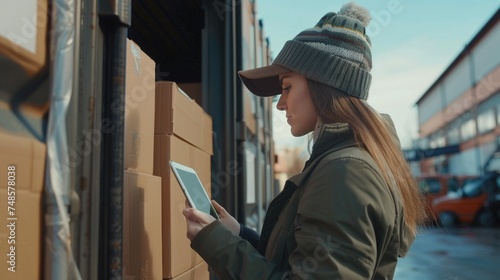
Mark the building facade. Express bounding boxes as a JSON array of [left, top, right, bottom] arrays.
[[415, 8, 500, 176]]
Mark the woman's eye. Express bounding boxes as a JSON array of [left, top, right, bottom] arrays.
[[282, 86, 290, 93]]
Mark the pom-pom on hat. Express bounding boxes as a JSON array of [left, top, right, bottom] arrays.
[[239, 2, 373, 100]]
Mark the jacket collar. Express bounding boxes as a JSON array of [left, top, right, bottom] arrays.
[[289, 113, 401, 187], [309, 123, 357, 162], [288, 122, 357, 187]]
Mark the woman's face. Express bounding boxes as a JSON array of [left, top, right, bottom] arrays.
[[276, 73, 318, 137]]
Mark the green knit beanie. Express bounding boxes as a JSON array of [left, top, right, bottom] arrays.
[[239, 2, 372, 100]]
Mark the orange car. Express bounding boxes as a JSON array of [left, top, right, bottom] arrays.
[[416, 174, 477, 223], [432, 171, 500, 227]]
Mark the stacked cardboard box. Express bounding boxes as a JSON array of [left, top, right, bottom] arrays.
[[0, 132, 46, 280], [0, 0, 48, 75], [1, 2, 50, 278], [123, 171, 162, 279], [123, 42, 211, 279], [124, 39, 156, 175], [0, 0, 50, 139], [154, 81, 213, 279], [122, 39, 163, 280]]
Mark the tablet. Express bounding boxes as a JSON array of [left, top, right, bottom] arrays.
[[170, 161, 219, 219]]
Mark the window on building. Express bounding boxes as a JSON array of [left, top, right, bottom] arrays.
[[418, 137, 430, 149], [429, 131, 445, 148], [497, 104, 500, 126], [251, 94, 256, 114], [477, 109, 496, 134], [460, 117, 476, 141], [447, 126, 460, 145], [245, 146, 256, 205], [430, 135, 446, 149]]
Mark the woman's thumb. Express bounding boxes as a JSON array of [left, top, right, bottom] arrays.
[[212, 200, 224, 214]]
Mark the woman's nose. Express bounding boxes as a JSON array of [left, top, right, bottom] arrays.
[[276, 95, 287, 111]]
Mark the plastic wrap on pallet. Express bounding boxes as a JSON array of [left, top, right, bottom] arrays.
[[44, 0, 82, 279]]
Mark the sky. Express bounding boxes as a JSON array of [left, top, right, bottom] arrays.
[[257, 0, 500, 151]]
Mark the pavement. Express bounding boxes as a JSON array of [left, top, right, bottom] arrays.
[[394, 226, 500, 280]]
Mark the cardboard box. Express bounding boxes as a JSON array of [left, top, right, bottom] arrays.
[[0, 132, 46, 192], [123, 171, 162, 280], [0, 189, 42, 279], [0, 132, 45, 279], [124, 39, 156, 174], [154, 134, 212, 279], [155, 82, 213, 155], [0, 0, 49, 75], [172, 262, 209, 280]]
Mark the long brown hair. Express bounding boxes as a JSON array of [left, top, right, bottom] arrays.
[[307, 79, 427, 234]]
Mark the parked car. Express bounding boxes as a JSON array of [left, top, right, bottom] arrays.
[[432, 171, 500, 227], [416, 174, 477, 223]]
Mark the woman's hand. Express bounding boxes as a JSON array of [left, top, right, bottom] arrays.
[[182, 204, 216, 241], [182, 200, 241, 241], [211, 200, 241, 235]]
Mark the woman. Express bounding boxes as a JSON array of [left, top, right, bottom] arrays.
[[183, 2, 426, 279]]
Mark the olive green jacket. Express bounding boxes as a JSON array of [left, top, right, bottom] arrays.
[[191, 121, 415, 279]]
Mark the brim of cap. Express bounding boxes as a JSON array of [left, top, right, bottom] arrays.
[[238, 64, 291, 97]]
